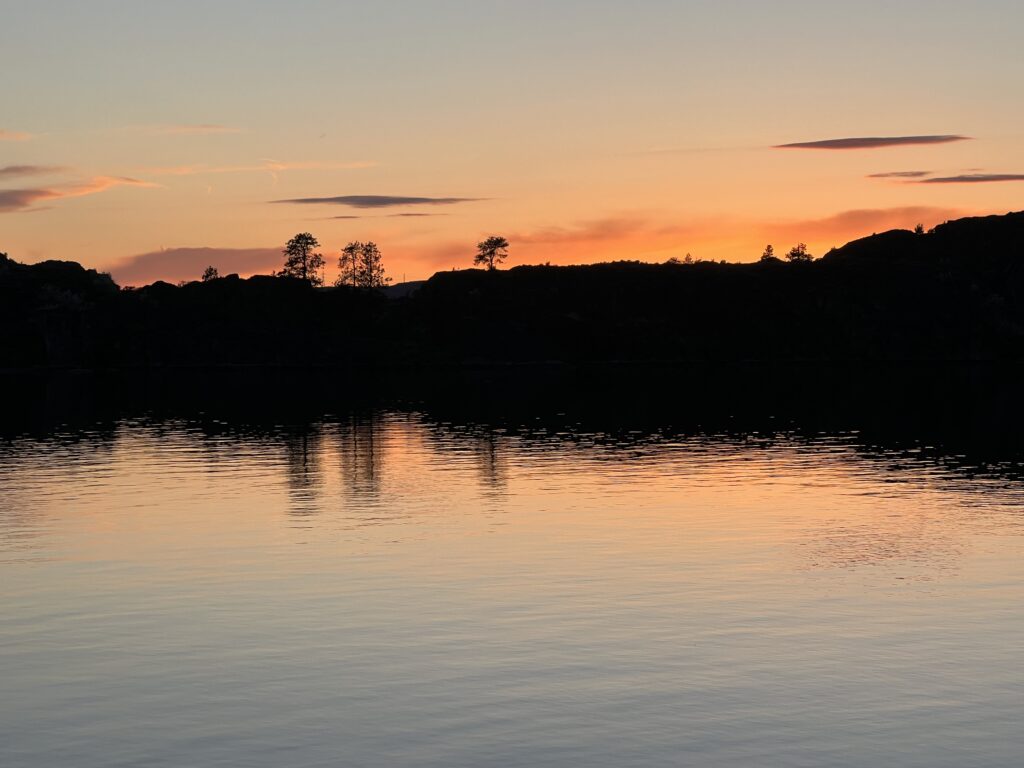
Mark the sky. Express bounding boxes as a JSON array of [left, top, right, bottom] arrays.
[[2, 0, 1023, 285]]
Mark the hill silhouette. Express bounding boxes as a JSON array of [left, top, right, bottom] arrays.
[[3, 211, 1024, 369]]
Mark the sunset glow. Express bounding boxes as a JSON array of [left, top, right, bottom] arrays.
[[3, 1, 1023, 284]]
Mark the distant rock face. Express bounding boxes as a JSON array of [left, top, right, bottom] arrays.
[[382, 281, 426, 300], [0, 258, 119, 367], [823, 229, 922, 263], [824, 211, 1024, 265]]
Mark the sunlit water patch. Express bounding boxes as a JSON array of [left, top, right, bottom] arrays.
[[2, 413, 1023, 767]]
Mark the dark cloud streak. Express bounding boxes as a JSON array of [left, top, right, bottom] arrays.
[[867, 170, 932, 179], [0, 188, 52, 212], [0, 176, 155, 213], [322, 213, 450, 220], [0, 165, 68, 179], [919, 173, 1024, 184], [274, 195, 481, 208], [776, 135, 970, 150]]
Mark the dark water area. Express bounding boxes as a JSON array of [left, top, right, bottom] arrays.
[[4, 363, 1024, 469], [2, 364, 1023, 767]]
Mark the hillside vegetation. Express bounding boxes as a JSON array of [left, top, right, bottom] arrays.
[[3, 212, 1023, 368]]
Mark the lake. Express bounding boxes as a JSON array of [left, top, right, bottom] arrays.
[[2, 368, 1023, 767]]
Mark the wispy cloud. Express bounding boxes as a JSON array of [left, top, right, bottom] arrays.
[[867, 170, 932, 179], [273, 195, 482, 209], [918, 173, 1024, 184], [0, 176, 157, 213], [0, 130, 32, 142], [381, 206, 985, 275], [510, 217, 649, 246], [129, 123, 242, 136], [0, 189, 54, 212], [476, 216, 716, 267], [502, 208, 969, 263], [0, 165, 69, 179], [506, 209, 969, 254], [141, 160, 375, 178], [763, 206, 968, 241], [324, 212, 450, 220], [108, 246, 281, 286], [775, 135, 970, 150]]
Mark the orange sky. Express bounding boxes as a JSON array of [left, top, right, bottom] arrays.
[[2, 2, 1023, 285]]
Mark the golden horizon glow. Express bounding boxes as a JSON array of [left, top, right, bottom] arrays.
[[2, 2, 1024, 284]]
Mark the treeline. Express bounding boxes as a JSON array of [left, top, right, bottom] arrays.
[[231, 233, 391, 289], [195, 233, 510, 289], [2, 211, 1024, 368]]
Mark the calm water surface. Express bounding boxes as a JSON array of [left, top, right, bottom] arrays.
[[2, 411, 1023, 767]]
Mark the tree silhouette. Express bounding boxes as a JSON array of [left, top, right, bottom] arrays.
[[359, 241, 390, 288], [760, 244, 776, 261], [335, 241, 391, 289], [279, 232, 325, 285], [914, 223, 926, 235], [201, 265, 219, 282], [785, 243, 813, 262], [336, 242, 361, 287], [474, 236, 509, 270]]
